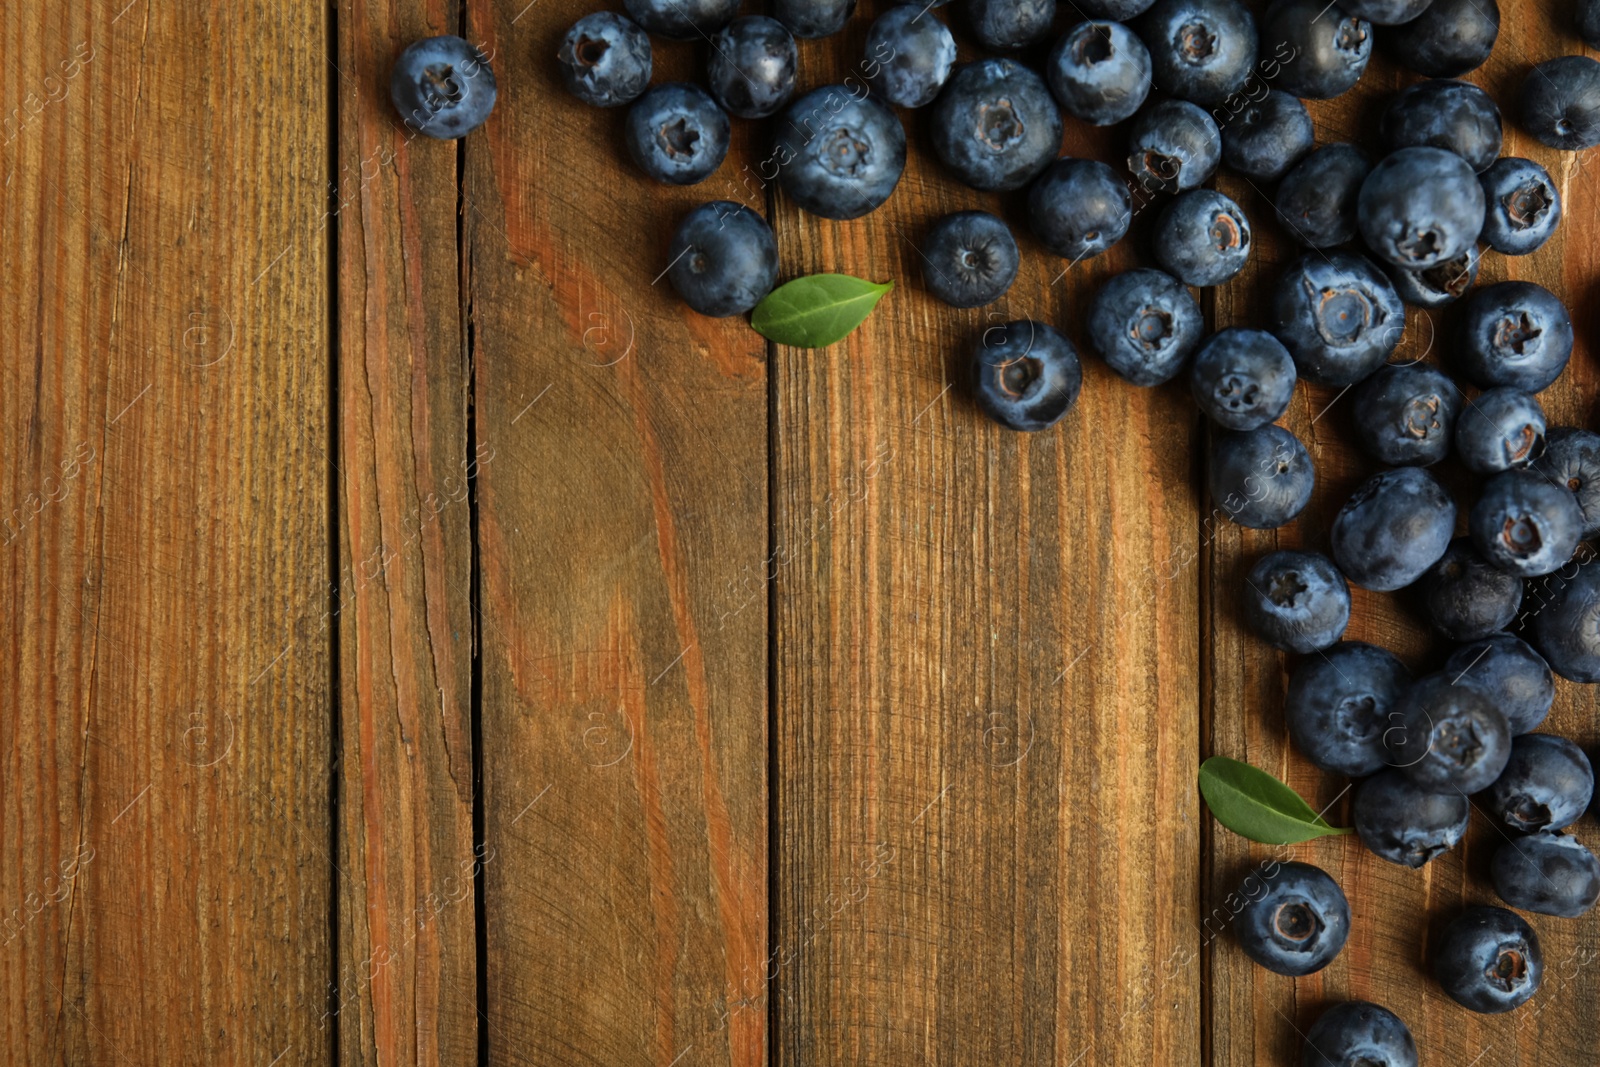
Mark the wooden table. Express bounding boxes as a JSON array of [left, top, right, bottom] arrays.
[[4, 0, 1599, 1063]]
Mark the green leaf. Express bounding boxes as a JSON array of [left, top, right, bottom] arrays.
[[1198, 756, 1353, 845], [752, 274, 893, 348]]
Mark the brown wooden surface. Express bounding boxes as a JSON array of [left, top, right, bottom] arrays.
[[5, 0, 1600, 1064]]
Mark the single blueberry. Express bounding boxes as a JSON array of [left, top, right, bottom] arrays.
[[390, 36, 497, 140], [1520, 55, 1600, 151], [1210, 424, 1315, 529], [1355, 768, 1470, 867], [1351, 363, 1461, 467], [1221, 90, 1314, 181], [1383, 247, 1479, 309], [921, 211, 1020, 309], [1483, 734, 1594, 833], [1479, 158, 1561, 255], [626, 83, 731, 185], [1445, 633, 1553, 736], [772, 0, 856, 38], [1029, 158, 1134, 262], [932, 59, 1063, 192], [1260, 0, 1372, 100], [1384, 0, 1498, 78], [1274, 144, 1372, 248], [1087, 269, 1205, 386], [1301, 1001, 1417, 1067], [1242, 549, 1350, 653], [1338, 0, 1431, 23], [1492, 833, 1600, 918], [864, 6, 957, 109], [1459, 281, 1573, 392], [1358, 146, 1486, 270], [625, 0, 738, 39], [1137, 0, 1260, 106], [969, 0, 1057, 49], [1155, 189, 1252, 287], [774, 87, 906, 219], [666, 202, 780, 318], [558, 13, 653, 109], [1433, 907, 1543, 1014], [1468, 469, 1583, 578], [1418, 540, 1525, 644], [1286, 641, 1409, 775], [1381, 79, 1503, 173], [1046, 21, 1153, 126], [1127, 99, 1221, 192], [1234, 862, 1350, 977], [1331, 467, 1456, 591], [707, 17, 798, 120], [1454, 386, 1546, 475], [1189, 328, 1294, 430], [971, 321, 1083, 432], [1273, 251, 1403, 387], [1529, 556, 1600, 682], [1386, 672, 1512, 795], [1534, 427, 1600, 537]]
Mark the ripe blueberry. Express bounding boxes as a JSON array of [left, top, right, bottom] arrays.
[[1418, 540, 1525, 644], [1301, 1001, 1417, 1067], [1582, 0, 1600, 48], [1286, 641, 1408, 776], [1210, 424, 1315, 529], [1355, 768, 1470, 867], [1468, 469, 1583, 578], [1533, 427, 1600, 537], [1221, 90, 1313, 181], [666, 202, 779, 318], [1260, 0, 1371, 100], [1385, 0, 1498, 78], [1381, 79, 1503, 173], [1338, 0, 1430, 23], [1332, 467, 1456, 591], [1529, 556, 1600, 682], [1242, 549, 1350, 653], [1458, 281, 1573, 392], [1078, 0, 1158, 15], [1454, 386, 1546, 475], [1358, 146, 1486, 270], [932, 59, 1063, 191], [1087, 269, 1204, 386], [772, 0, 856, 38], [1127, 99, 1221, 192], [971, 322, 1083, 432], [969, 0, 1057, 50], [1273, 143, 1371, 248], [558, 13, 652, 109], [1351, 363, 1460, 467], [1483, 733, 1594, 833], [1272, 251, 1402, 386], [1478, 157, 1561, 256], [1520, 55, 1600, 151], [1029, 158, 1134, 262], [1046, 20, 1153, 126], [1445, 633, 1553, 736], [1137, 0, 1260, 107], [864, 6, 956, 109], [707, 16, 798, 120], [922, 212, 1020, 309], [1189, 328, 1294, 430], [1234, 862, 1350, 977], [1433, 906, 1542, 1014], [1154, 189, 1252, 287], [1493, 833, 1600, 918], [625, 0, 738, 39], [390, 36, 497, 140], [626, 83, 730, 185], [1383, 247, 1479, 309], [1386, 672, 1512, 795], [774, 87, 906, 219]]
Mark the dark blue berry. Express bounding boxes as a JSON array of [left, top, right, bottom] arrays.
[[625, 0, 738, 39], [1382, 79, 1503, 173], [1339, 0, 1430, 23], [1221, 90, 1313, 180], [922, 212, 1020, 309], [1446, 633, 1552, 736], [390, 36, 497, 140], [1454, 387, 1546, 475], [1087, 269, 1204, 386], [1418, 540, 1525, 643], [1274, 143, 1371, 248], [1358, 146, 1486, 270], [1273, 251, 1402, 386], [1534, 427, 1600, 537], [1459, 281, 1573, 392], [1386, 672, 1511, 794], [864, 6, 956, 109], [1582, 0, 1600, 48], [1302, 1002, 1417, 1067], [1433, 907, 1542, 1014], [1383, 247, 1479, 308], [774, 87, 905, 219], [1493, 833, 1600, 918], [1529, 556, 1600, 682], [1520, 55, 1600, 151], [1484, 734, 1594, 833], [1138, 0, 1260, 106], [1243, 550, 1350, 653], [971, 322, 1083, 432], [1260, 0, 1371, 100], [666, 202, 779, 318], [969, 0, 1057, 49], [1210, 424, 1315, 529], [558, 13, 652, 109], [1331, 467, 1456, 591], [707, 17, 797, 120], [1355, 768, 1470, 867], [1029, 158, 1133, 262], [1385, 0, 1498, 78], [1079, 0, 1158, 15], [626, 83, 730, 185], [1351, 363, 1460, 467], [1127, 99, 1221, 192], [1190, 328, 1294, 430], [1479, 157, 1561, 255], [1234, 862, 1349, 977], [1468, 469, 1583, 578], [1286, 641, 1408, 775], [772, 0, 856, 38], [1046, 21, 1152, 126], [932, 59, 1063, 192], [1155, 189, 1252, 287]]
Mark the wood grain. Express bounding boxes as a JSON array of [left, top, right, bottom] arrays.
[[0, 2, 332, 1065], [465, 1, 769, 1064], [1207, 4, 1600, 1063], [771, 8, 1202, 1064], [333, 1, 480, 1064]]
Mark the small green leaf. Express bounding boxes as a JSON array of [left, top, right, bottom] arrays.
[[752, 274, 893, 348], [1198, 756, 1353, 845]]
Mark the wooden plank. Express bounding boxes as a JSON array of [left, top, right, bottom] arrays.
[[465, 1, 769, 1064], [0, 2, 332, 1065], [771, 18, 1202, 1065], [1206, 5, 1600, 1063], [332, 1, 480, 1064]]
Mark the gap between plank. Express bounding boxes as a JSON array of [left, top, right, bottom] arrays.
[[324, 1, 343, 1063]]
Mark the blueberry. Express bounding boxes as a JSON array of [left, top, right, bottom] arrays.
[[1469, 469, 1583, 579], [1582, 0, 1600, 48], [705, 17, 797, 120], [922, 211, 1020, 309], [1493, 832, 1600, 918], [1459, 281, 1573, 393], [1529, 556, 1600, 682], [1454, 387, 1546, 475], [1046, 21, 1153, 126], [1087, 269, 1205, 386], [1260, 0, 1372, 100], [1483, 734, 1594, 833], [1332, 467, 1456, 591], [1433, 906, 1542, 1014], [1520, 55, 1600, 151], [558, 13, 653, 109], [1418, 540, 1525, 643], [666, 202, 780, 318], [390, 36, 497, 140], [1138, 0, 1260, 106], [1337, 0, 1431, 23], [1301, 1001, 1418, 1067], [932, 59, 1063, 192], [1029, 158, 1133, 262], [774, 87, 905, 219], [626, 84, 730, 185], [969, 0, 1057, 49], [1273, 251, 1402, 386], [1384, 0, 1498, 78], [1127, 99, 1221, 192], [625, 0, 738, 39], [1286, 641, 1409, 775], [864, 6, 956, 109], [1478, 158, 1561, 255], [772, 0, 856, 38], [1355, 768, 1470, 866], [1190, 328, 1294, 430], [1234, 862, 1349, 977], [1383, 247, 1479, 309], [1381, 79, 1503, 173], [1242, 550, 1350, 653], [1351, 363, 1460, 467], [1534, 427, 1600, 537], [1444, 633, 1552, 735], [971, 321, 1083, 432], [1386, 672, 1511, 794], [1151, 189, 1251, 287], [1210, 424, 1315, 529], [1078, 0, 1159, 15], [1358, 147, 1485, 270], [1274, 144, 1371, 248], [1221, 91, 1313, 181]]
